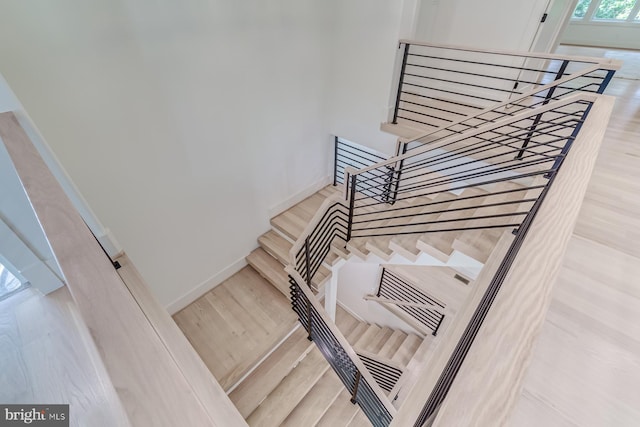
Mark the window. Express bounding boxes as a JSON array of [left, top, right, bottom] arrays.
[[572, 0, 640, 22]]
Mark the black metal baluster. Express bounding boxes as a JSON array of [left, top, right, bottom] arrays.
[[351, 371, 362, 404], [333, 136, 339, 186], [516, 60, 569, 160], [392, 43, 410, 124], [304, 236, 312, 288], [346, 174, 357, 241]]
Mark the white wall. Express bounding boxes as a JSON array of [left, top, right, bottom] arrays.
[[416, 0, 550, 51], [0, 1, 424, 308], [562, 22, 640, 49], [337, 262, 421, 335], [324, 0, 418, 154]]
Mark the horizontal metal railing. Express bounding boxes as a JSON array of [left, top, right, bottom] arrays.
[[334, 137, 391, 200], [293, 45, 615, 425], [346, 95, 593, 241], [391, 40, 619, 147], [357, 351, 404, 394], [288, 273, 396, 427], [376, 268, 445, 336]]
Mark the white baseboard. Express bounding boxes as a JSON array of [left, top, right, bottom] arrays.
[[337, 300, 365, 323], [268, 176, 332, 218], [165, 256, 248, 315]]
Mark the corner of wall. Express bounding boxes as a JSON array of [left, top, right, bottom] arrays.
[[165, 255, 248, 315]]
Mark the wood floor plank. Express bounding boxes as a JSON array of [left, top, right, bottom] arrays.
[[509, 67, 640, 427], [174, 266, 297, 392]]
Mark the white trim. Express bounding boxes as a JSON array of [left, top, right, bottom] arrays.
[[165, 255, 247, 315], [336, 300, 366, 323], [267, 175, 332, 218]]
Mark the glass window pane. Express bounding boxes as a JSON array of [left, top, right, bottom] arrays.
[[594, 0, 636, 19], [636, 9, 640, 19], [573, 0, 593, 18]]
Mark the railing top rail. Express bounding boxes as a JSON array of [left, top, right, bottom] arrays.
[[285, 267, 398, 417], [347, 92, 599, 177], [288, 193, 347, 265], [395, 63, 603, 146], [398, 39, 623, 70]]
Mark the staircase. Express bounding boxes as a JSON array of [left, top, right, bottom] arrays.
[[230, 306, 423, 427], [214, 179, 509, 425], [173, 42, 617, 427], [248, 185, 342, 296]]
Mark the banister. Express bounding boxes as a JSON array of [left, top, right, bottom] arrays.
[[0, 112, 247, 427], [395, 63, 602, 145], [286, 268, 398, 417], [390, 95, 615, 426], [347, 92, 599, 177], [398, 39, 622, 68]]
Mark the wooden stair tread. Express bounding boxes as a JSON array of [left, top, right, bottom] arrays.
[[245, 347, 329, 427], [380, 121, 429, 139], [346, 323, 369, 347], [258, 229, 331, 291], [378, 330, 408, 359], [270, 186, 340, 241], [335, 307, 361, 337], [353, 324, 381, 349], [280, 369, 344, 427], [258, 230, 292, 265], [316, 389, 360, 427], [415, 187, 488, 260], [391, 334, 423, 367], [246, 248, 289, 298], [228, 327, 313, 418], [347, 410, 372, 427], [364, 327, 394, 354]]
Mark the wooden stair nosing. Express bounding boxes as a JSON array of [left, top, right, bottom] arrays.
[[228, 326, 314, 418], [316, 389, 361, 427], [373, 300, 431, 338], [279, 369, 345, 427], [391, 334, 423, 367], [246, 248, 290, 298], [378, 330, 408, 360], [245, 347, 330, 427]]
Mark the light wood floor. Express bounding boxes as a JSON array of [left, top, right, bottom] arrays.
[[173, 265, 298, 391], [0, 287, 129, 426], [509, 54, 640, 426]]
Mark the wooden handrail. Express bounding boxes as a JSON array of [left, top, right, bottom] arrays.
[[285, 268, 398, 417], [0, 112, 246, 427], [346, 92, 599, 177], [390, 94, 615, 426], [398, 39, 623, 68], [393, 63, 602, 145]]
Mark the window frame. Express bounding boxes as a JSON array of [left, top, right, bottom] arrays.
[[572, 0, 640, 24]]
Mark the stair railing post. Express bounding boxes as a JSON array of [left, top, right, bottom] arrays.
[[351, 370, 362, 404], [346, 174, 357, 242], [376, 267, 385, 298], [333, 136, 339, 186], [392, 43, 410, 124], [304, 236, 312, 288], [516, 59, 569, 160], [389, 140, 407, 205], [306, 297, 313, 341]]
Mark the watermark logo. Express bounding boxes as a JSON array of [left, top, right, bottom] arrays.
[[0, 405, 68, 426]]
